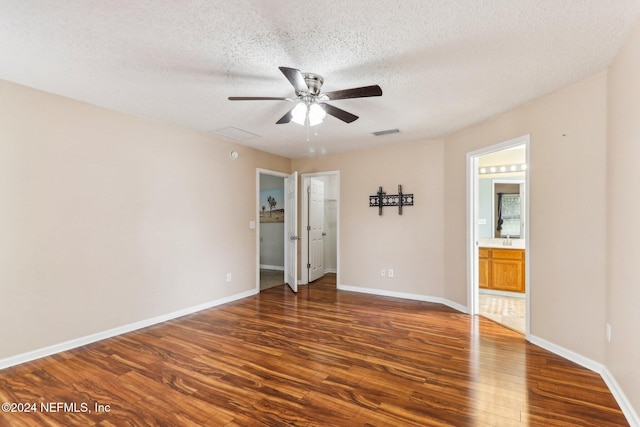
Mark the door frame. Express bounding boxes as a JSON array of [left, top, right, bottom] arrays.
[[256, 168, 292, 292], [300, 171, 340, 286], [466, 135, 530, 337]]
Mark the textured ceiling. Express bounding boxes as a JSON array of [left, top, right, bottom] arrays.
[[2, 1, 640, 158]]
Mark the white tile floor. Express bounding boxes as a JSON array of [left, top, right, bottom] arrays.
[[479, 293, 526, 334]]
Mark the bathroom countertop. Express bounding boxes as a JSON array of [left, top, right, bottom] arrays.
[[478, 238, 525, 249]]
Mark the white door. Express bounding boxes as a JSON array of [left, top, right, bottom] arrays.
[[284, 171, 298, 292], [308, 178, 325, 282]]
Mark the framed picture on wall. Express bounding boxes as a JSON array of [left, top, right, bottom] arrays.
[[259, 189, 284, 223]]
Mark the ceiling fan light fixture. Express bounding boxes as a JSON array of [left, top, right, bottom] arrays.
[[291, 102, 326, 127], [308, 103, 326, 126], [291, 103, 307, 125]]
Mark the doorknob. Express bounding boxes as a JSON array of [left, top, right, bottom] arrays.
[[322, 232, 327, 236]]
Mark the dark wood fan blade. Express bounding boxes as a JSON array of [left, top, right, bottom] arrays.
[[279, 67, 308, 93], [276, 107, 295, 124], [323, 85, 382, 100], [319, 103, 358, 123], [228, 96, 291, 101]]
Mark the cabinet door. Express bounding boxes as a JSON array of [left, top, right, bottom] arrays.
[[491, 259, 525, 292], [479, 257, 490, 289]]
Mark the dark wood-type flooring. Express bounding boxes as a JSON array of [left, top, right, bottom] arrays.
[[0, 274, 627, 426]]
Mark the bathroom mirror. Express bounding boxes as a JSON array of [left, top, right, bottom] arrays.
[[497, 193, 521, 237], [478, 178, 525, 239]]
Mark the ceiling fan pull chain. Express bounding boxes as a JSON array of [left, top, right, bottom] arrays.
[[306, 115, 310, 142]]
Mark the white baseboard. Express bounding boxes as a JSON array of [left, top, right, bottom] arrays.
[[0, 288, 258, 371], [260, 264, 284, 271], [528, 334, 639, 427], [601, 367, 640, 427], [337, 284, 468, 314], [527, 334, 604, 373]]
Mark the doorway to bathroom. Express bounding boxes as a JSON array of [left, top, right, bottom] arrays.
[[467, 135, 530, 335]]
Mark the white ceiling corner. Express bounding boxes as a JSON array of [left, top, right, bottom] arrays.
[[1, 1, 639, 158]]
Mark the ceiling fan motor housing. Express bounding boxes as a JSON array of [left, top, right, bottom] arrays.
[[300, 73, 324, 96]]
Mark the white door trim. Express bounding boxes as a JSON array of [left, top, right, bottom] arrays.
[[300, 171, 340, 286], [466, 135, 530, 338]]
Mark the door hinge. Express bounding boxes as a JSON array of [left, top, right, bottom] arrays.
[[307, 225, 311, 231], [307, 263, 311, 269]]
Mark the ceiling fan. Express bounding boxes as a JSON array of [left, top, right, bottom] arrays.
[[228, 66, 382, 126]]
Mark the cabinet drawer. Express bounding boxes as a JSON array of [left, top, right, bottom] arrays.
[[492, 249, 524, 260], [478, 248, 490, 258]]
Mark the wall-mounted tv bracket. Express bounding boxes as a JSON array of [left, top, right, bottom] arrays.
[[369, 185, 414, 215]]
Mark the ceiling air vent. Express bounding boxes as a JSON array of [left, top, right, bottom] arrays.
[[211, 127, 260, 141], [372, 128, 400, 136]]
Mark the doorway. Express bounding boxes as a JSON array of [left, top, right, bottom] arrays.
[[258, 173, 285, 291], [467, 136, 530, 336], [256, 169, 298, 293], [300, 171, 339, 285]]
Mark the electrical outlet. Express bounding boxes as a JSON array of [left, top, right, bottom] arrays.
[[226, 273, 232, 282], [388, 269, 394, 278], [381, 269, 386, 277], [606, 323, 612, 342]]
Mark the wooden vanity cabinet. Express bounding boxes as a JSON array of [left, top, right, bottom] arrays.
[[478, 248, 491, 289], [479, 248, 525, 293]]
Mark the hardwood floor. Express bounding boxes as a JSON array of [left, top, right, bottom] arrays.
[[0, 274, 627, 426]]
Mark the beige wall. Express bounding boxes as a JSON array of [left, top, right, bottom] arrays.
[[607, 20, 640, 414], [292, 140, 445, 297], [443, 73, 609, 362], [0, 80, 290, 359]]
